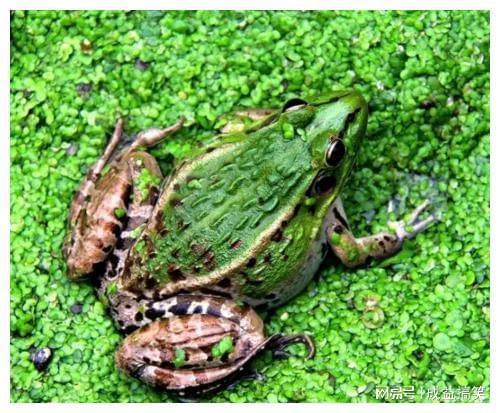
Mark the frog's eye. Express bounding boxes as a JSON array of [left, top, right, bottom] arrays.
[[325, 138, 346, 168], [313, 171, 336, 196], [283, 98, 308, 113]]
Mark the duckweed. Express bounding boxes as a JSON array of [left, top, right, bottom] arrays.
[[10, 10, 489, 402], [173, 348, 186, 368], [212, 337, 235, 358]]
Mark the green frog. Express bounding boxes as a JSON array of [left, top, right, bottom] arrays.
[[63, 91, 434, 395]]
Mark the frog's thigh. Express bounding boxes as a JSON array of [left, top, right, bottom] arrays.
[[65, 152, 162, 279], [326, 198, 401, 268], [125, 151, 163, 220], [65, 163, 133, 278], [115, 295, 267, 393], [67, 118, 124, 227], [98, 152, 164, 283]]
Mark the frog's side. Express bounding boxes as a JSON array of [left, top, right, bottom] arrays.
[[63, 91, 434, 395]]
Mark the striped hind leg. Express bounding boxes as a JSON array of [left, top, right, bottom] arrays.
[[114, 294, 314, 395], [64, 118, 184, 280], [119, 116, 185, 159], [68, 118, 124, 228], [64, 150, 165, 280]]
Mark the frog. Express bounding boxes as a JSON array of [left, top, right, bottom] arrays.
[[63, 91, 434, 396]]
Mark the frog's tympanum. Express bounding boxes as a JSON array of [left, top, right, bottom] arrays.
[[64, 91, 434, 395]]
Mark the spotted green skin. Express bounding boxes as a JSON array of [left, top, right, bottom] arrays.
[[121, 91, 368, 308]]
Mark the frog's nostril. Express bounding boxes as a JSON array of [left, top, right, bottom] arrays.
[[345, 108, 361, 129], [339, 107, 365, 140], [347, 107, 361, 123]]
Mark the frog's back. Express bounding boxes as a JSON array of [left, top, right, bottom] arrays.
[[121, 126, 317, 296]]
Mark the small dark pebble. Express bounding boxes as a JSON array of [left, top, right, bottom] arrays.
[[30, 347, 52, 371], [22, 89, 33, 99], [135, 59, 150, 71], [76, 83, 92, 95], [70, 303, 83, 314]]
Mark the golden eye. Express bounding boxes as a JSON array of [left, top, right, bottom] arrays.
[[325, 138, 346, 167]]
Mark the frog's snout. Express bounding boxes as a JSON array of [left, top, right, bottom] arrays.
[[342, 91, 368, 132], [334, 91, 368, 148]]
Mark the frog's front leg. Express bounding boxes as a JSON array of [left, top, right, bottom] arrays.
[[326, 199, 435, 268], [115, 294, 314, 395]]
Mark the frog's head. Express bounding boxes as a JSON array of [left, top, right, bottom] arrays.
[[280, 90, 368, 212]]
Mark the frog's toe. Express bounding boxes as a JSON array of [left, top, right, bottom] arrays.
[[408, 199, 431, 222], [389, 199, 436, 240], [225, 368, 266, 391], [266, 333, 315, 360]]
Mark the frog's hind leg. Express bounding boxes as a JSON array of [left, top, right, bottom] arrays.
[[120, 116, 185, 159], [99, 151, 164, 287], [326, 198, 435, 268], [64, 117, 184, 280], [64, 118, 128, 278], [67, 118, 124, 228], [115, 294, 314, 395]]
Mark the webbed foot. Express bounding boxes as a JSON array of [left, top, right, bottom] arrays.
[[266, 333, 315, 360]]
